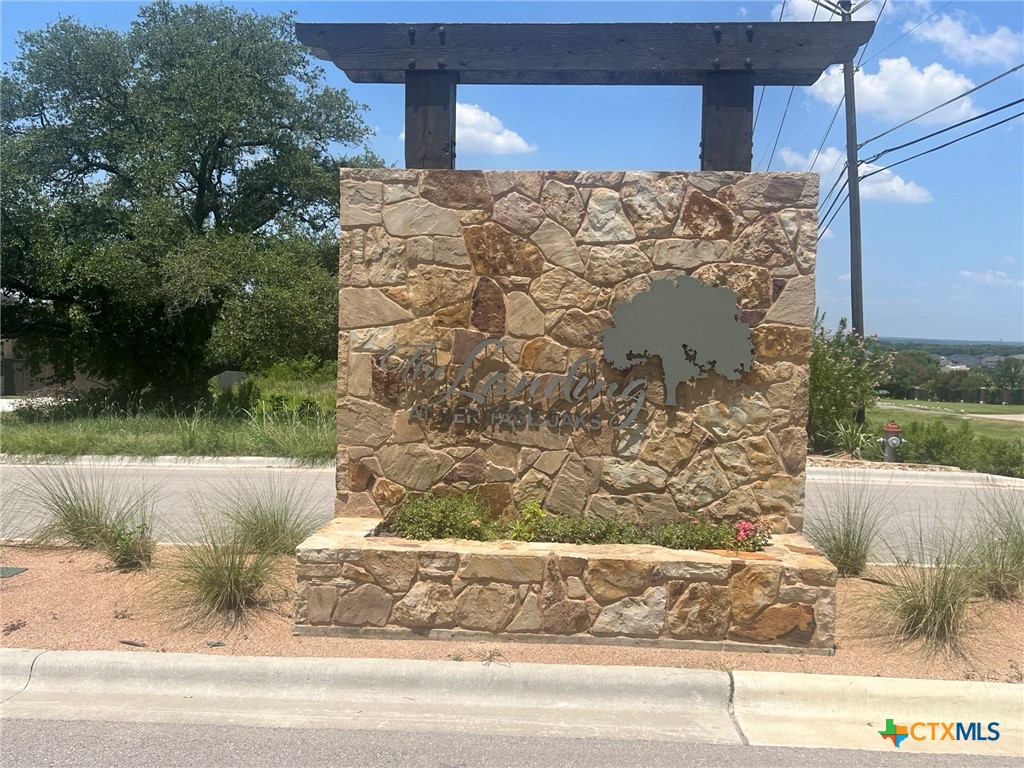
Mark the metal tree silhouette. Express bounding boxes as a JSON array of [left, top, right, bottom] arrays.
[[602, 276, 754, 406]]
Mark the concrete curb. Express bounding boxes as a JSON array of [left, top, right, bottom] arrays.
[[2, 648, 1021, 754], [0, 649, 738, 743], [732, 670, 1023, 755]]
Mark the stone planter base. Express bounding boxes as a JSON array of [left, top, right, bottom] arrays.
[[293, 518, 837, 654]]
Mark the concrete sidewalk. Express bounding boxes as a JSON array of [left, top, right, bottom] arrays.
[[1, 649, 1020, 756]]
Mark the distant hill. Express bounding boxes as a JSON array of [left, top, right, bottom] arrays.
[[879, 338, 1024, 357]]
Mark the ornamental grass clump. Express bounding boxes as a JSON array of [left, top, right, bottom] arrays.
[[805, 472, 893, 576], [27, 466, 156, 570], [215, 476, 325, 556], [872, 521, 981, 654], [969, 486, 1024, 601], [165, 517, 285, 626]]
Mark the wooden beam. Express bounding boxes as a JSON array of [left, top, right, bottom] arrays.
[[296, 22, 874, 86], [405, 71, 457, 169], [701, 72, 754, 172]]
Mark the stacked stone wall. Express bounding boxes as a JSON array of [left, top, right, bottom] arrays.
[[336, 169, 818, 533], [294, 518, 835, 651]]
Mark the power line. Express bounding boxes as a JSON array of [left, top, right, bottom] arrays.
[[856, 0, 888, 66], [859, 62, 1024, 149], [860, 0, 955, 67], [822, 191, 850, 233], [819, 176, 850, 228], [817, 159, 848, 213], [753, 0, 787, 134], [860, 110, 1024, 180], [863, 97, 1024, 165]]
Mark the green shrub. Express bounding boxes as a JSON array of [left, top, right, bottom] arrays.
[[808, 313, 892, 452], [218, 477, 325, 556], [27, 467, 156, 569], [805, 473, 891, 576], [388, 494, 771, 552], [391, 494, 499, 541]]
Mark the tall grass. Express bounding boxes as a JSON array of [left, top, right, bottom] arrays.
[[805, 472, 895, 576], [871, 521, 981, 654], [165, 518, 285, 626], [969, 486, 1024, 601], [215, 475, 325, 555], [25, 466, 156, 569]]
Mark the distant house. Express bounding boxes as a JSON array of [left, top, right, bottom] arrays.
[[980, 355, 1004, 369], [0, 340, 99, 396], [938, 356, 970, 373]]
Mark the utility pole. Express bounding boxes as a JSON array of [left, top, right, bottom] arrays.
[[839, 0, 865, 341], [810, 0, 868, 340]]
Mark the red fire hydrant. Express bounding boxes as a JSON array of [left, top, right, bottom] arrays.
[[879, 421, 904, 463]]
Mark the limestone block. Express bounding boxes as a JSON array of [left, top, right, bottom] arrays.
[[601, 459, 668, 493], [455, 583, 519, 631], [338, 288, 412, 330], [363, 227, 407, 286], [531, 219, 585, 274], [583, 558, 652, 605], [587, 494, 636, 520], [493, 192, 544, 235], [691, 263, 771, 310], [729, 602, 815, 643], [729, 563, 782, 623], [694, 395, 772, 440], [752, 325, 813, 362], [361, 550, 419, 593], [512, 466, 554, 508], [378, 444, 455, 491], [591, 587, 666, 638], [520, 338, 569, 372], [675, 189, 736, 239], [340, 181, 383, 226], [714, 437, 783, 482], [420, 170, 493, 210], [463, 222, 545, 276], [338, 398, 393, 449], [765, 275, 815, 327], [667, 454, 731, 510], [583, 244, 651, 286], [348, 354, 372, 398], [550, 308, 612, 350], [331, 584, 393, 627], [506, 593, 542, 632], [545, 455, 590, 516], [407, 265, 475, 315], [666, 583, 730, 639], [575, 171, 624, 188], [306, 586, 338, 625], [650, 239, 728, 270], [621, 174, 674, 238], [729, 214, 794, 269], [578, 188, 636, 244], [540, 179, 585, 234], [383, 198, 461, 237], [530, 268, 601, 312], [459, 553, 545, 583], [565, 576, 587, 600], [392, 582, 457, 628]]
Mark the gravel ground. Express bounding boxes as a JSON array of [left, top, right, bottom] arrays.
[[2, 546, 1022, 683]]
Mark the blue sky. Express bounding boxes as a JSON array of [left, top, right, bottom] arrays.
[[3, 1, 1022, 342]]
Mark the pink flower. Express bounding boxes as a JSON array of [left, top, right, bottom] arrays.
[[736, 521, 755, 542]]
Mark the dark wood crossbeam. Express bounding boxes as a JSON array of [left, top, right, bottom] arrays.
[[297, 22, 873, 85], [295, 22, 874, 170]]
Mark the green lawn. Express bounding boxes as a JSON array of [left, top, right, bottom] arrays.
[[868, 406, 1023, 442], [0, 410, 335, 465], [879, 399, 1024, 416]]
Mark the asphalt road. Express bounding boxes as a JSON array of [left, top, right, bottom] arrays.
[[2, 459, 1023, 561], [2, 719, 1016, 768]]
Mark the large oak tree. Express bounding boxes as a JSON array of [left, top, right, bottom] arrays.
[[1, 1, 379, 402]]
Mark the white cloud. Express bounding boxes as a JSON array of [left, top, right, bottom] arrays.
[[397, 103, 536, 155], [455, 103, 536, 154], [770, 0, 876, 22], [778, 145, 932, 204], [821, 227, 835, 240], [838, 272, 851, 282], [1001, 256, 1017, 265], [737, 6, 748, 19], [811, 58, 978, 125], [907, 13, 1024, 67], [957, 270, 1024, 289]]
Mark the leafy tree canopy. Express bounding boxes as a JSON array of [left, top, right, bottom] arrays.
[[1, 1, 380, 403]]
